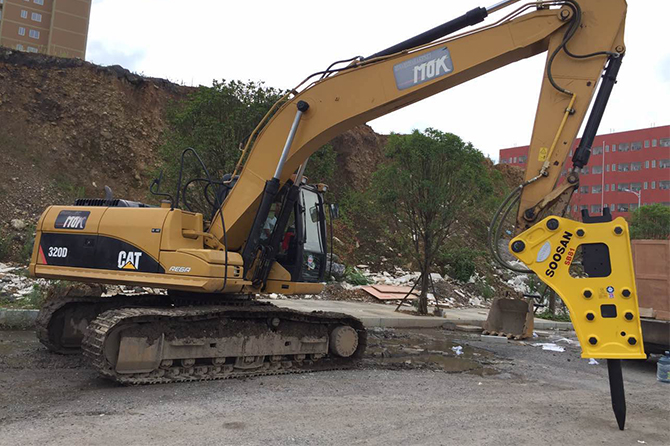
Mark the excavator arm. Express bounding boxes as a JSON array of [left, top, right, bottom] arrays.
[[207, 0, 637, 429], [210, 0, 627, 249]]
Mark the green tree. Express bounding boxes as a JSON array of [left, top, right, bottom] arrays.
[[304, 143, 337, 184], [629, 204, 670, 239], [371, 128, 492, 314], [157, 80, 285, 212], [157, 80, 338, 216]]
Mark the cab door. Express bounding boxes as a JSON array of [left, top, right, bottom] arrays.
[[299, 188, 327, 282]]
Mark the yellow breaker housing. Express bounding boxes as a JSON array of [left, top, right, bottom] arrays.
[[510, 216, 645, 359]]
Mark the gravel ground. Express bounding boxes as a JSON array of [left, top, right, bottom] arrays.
[[0, 328, 668, 446]]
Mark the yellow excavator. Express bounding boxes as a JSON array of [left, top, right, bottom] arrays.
[[30, 0, 641, 430]]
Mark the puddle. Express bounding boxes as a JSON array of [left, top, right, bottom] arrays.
[[365, 328, 498, 376]]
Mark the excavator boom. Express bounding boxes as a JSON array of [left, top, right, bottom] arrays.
[[211, 0, 627, 249]]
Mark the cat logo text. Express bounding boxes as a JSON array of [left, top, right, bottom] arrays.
[[118, 251, 143, 270]]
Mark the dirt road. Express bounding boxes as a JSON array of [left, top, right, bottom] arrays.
[[0, 328, 668, 446]]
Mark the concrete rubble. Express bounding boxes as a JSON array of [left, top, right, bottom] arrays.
[[2, 260, 512, 318], [0, 263, 48, 302], [0, 262, 165, 306], [263, 266, 492, 310]]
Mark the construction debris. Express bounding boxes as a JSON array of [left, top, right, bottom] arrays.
[[533, 343, 565, 352], [360, 284, 418, 301]]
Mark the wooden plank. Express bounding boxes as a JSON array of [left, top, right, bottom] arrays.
[[639, 307, 656, 319], [360, 285, 418, 301], [371, 284, 415, 294], [631, 240, 670, 316]]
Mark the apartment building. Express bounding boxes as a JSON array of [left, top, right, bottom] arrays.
[[499, 125, 670, 219], [0, 0, 91, 59]]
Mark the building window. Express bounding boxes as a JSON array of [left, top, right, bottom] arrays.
[[569, 149, 573, 156], [605, 184, 610, 192], [513, 157, 517, 163], [631, 142, 642, 151], [579, 186, 589, 194], [644, 182, 648, 190], [644, 140, 650, 148], [606, 165, 610, 172], [27, 46, 37, 53], [617, 183, 630, 192], [617, 203, 629, 212], [592, 165, 603, 174], [611, 183, 615, 191], [652, 160, 657, 168], [611, 204, 615, 210], [580, 205, 588, 211], [645, 160, 650, 169], [630, 203, 639, 211], [630, 182, 642, 192], [518, 155, 527, 164], [611, 163, 616, 171], [660, 159, 670, 168], [581, 166, 589, 175], [652, 181, 656, 190], [660, 138, 670, 147], [592, 146, 603, 155], [619, 143, 630, 152], [21, 9, 28, 18], [18, 27, 26, 36], [612, 144, 617, 152], [652, 139, 658, 147], [605, 145, 610, 152], [660, 181, 670, 190], [631, 162, 642, 171], [591, 204, 602, 214], [16, 43, 24, 51], [29, 29, 39, 39], [573, 205, 577, 212], [31, 12, 41, 22], [592, 185, 602, 194], [617, 163, 630, 172], [34, 0, 44, 4]]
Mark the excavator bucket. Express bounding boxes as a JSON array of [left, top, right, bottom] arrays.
[[483, 297, 534, 339]]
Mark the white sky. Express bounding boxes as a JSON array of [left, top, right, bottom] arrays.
[[87, 0, 670, 161]]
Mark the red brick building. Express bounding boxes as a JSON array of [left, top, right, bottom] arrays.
[[499, 125, 670, 219]]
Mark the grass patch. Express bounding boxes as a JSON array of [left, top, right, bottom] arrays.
[[0, 232, 9, 263], [54, 177, 86, 202], [343, 266, 371, 286], [535, 309, 572, 322], [0, 284, 45, 309]]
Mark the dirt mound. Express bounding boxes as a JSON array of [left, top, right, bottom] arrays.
[[492, 162, 524, 188], [0, 48, 385, 229], [0, 48, 192, 230], [328, 124, 387, 193]]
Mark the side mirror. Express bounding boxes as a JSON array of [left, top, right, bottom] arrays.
[[329, 203, 340, 220]]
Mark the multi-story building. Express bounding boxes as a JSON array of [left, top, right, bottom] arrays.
[[0, 0, 91, 59], [499, 125, 670, 219]]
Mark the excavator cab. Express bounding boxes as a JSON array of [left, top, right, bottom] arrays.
[[275, 185, 328, 283]]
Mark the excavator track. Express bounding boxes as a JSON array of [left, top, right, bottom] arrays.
[[36, 294, 168, 354], [82, 302, 367, 385]]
